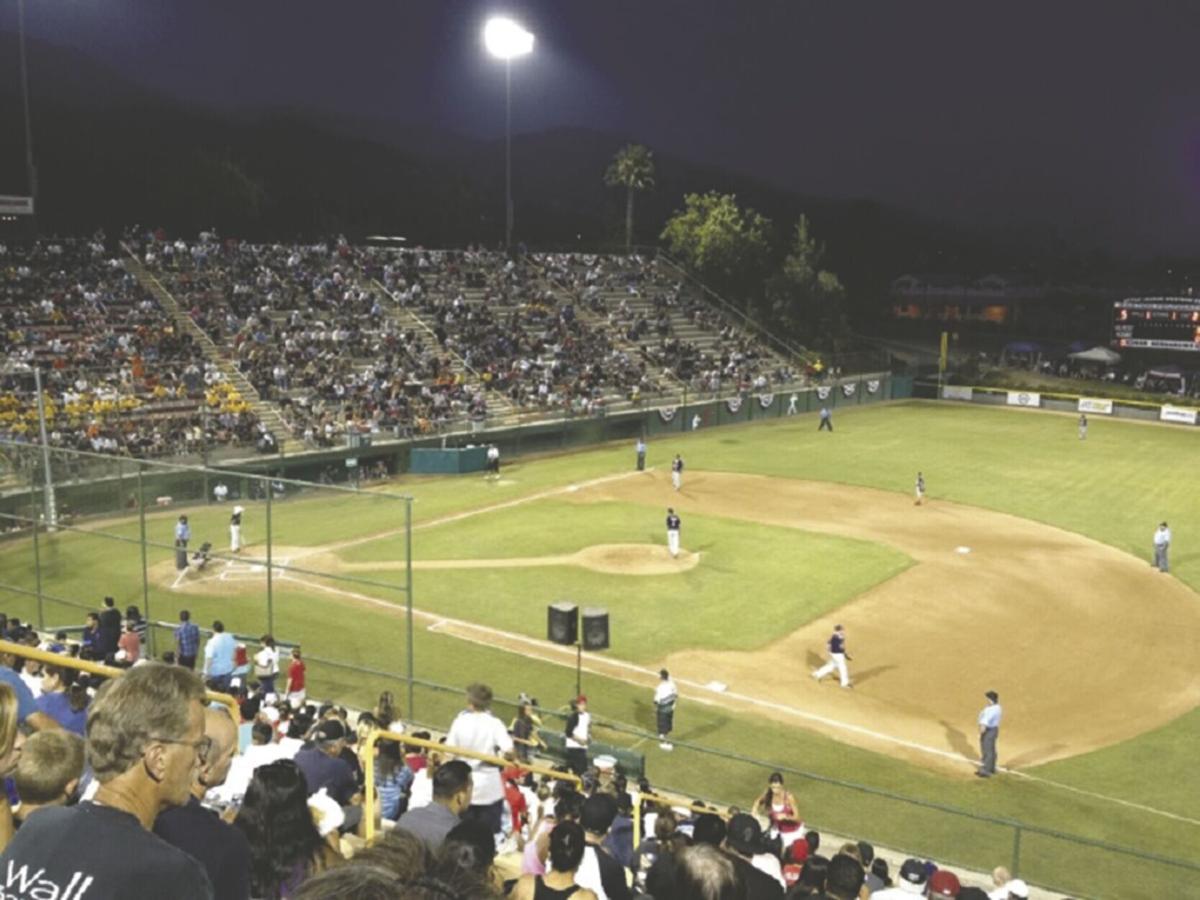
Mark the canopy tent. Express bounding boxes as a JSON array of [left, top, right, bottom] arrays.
[[1068, 346, 1122, 365]]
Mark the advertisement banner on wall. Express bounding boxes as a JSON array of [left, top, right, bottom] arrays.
[[1006, 391, 1041, 407], [1160, 405, 1198, 425], [942, 386, 973, 401], [1077, 398, 1114, 415]]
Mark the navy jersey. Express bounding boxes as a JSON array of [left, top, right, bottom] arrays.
[[829, 632, 845, 654], [230, 511, 242, 526], [666, 514, 681, 531], [672, 458, 684, 473]]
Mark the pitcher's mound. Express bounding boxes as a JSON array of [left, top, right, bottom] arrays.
[[573, 544, 700, 575]]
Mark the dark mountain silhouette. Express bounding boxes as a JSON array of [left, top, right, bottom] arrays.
[[3, 35, 1165, 306]]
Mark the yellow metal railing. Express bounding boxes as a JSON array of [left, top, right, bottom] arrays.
[[0, 639, 240, 721], [362, 730, 582, 841]]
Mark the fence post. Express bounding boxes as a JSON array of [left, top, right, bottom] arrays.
[[29, 464, 44, 631], [266, 479, 275, 638], [405, 497, 415, 722], [1011, 823, 1022, 876], [137, 466, 154, 658]]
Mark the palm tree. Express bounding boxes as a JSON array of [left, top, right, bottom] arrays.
[[604, 144, 655, 251]]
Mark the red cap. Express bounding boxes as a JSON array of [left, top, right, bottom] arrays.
[[929, 869, 961, 897], [576, 695, 588, 704]]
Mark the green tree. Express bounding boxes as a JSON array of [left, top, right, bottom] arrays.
[[604, 144, 656, 251], [765, 215, 847, 343], [659, 191, 772, 302]]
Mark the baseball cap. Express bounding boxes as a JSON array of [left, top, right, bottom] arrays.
[[1005, 878, 1029, 898], [898, 858, 927, 889], [929, 869, 961, 897], [985, 690, 999, 702], [725, 813, 763, 856], [314, 720, 347, 742]]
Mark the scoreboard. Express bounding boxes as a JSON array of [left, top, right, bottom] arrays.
[[1112, 298, 1200, 352]]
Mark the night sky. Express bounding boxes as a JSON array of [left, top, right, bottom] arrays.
[[5, 0, 1200, 255]]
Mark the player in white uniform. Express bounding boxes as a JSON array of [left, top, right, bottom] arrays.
[[1078, 414, 1088, 440], [229, 506, 244, 552], [812, 624, 852, 688], [666, 508, 681, 558], [915, 472, 925, 505], [671, 454, 684, 491]]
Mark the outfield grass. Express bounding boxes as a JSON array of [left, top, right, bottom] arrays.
[[3, 400, 1198, 897]]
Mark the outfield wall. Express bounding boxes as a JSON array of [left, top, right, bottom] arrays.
[[0, 373, 901, 522], [923, 382, 1199, 426]]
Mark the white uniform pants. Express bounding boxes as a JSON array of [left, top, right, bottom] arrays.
[[672, 471, 681, 491], [230, 525, 241, 552], [667, 529, 680, 557], [814, 653, 849, 686]]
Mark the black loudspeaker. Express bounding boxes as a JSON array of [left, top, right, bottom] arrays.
[[582, 608, 610, 650], [548, 602, 578, 646]]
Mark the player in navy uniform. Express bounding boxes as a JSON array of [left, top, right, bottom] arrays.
[[812, 624, 852, 688], [818, 406, 833, 431], [666, 508, 681, 558], [671, 454, 685, 491]]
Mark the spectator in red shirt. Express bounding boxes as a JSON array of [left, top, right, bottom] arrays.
[[286, 647, 306, 706], [118, 621, 141, 665], [502, 767, 529, 838]]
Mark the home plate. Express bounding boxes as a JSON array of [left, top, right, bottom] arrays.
[[955, 546, 972, 555]]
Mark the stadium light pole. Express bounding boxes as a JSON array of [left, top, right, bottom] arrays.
[[483, 16, 534, 251], [16, 0, 39, 224]]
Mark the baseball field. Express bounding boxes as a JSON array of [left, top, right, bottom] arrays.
[[2, 399, 1198, 897]]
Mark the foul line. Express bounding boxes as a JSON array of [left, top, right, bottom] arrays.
[[169, 469, 1200, 830], [298, 468, 648, 559]]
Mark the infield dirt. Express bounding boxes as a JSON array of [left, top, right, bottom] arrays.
[[158, 468, 1200, 774]]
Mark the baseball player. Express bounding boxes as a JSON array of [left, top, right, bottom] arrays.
[[636, 437, 647, 471], [1078, 413, 1088, 440], [173, 515, 190, 571], [812, 624, 852, 688], [486, 444, 500, 479], [915, 471, 926, 505], [818, 406, 833, 431], [229, 505, 244, 553], [671, 453, 685, 491], [1153, 521, 1171, 572], [666, 507, 681, 558]]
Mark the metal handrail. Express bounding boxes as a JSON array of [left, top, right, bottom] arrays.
[[0, 638, 239, 720], [361, 730, 581, 841]]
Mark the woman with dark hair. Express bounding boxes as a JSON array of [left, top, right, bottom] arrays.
[[753, 771, 803, 850], [509, 700, 544, 764], [373, 690, 403, 732], [510, 821, 598, 900], [124, 605, 147, 646], [234, 759, 341, 898], [37, 665, 89, 735], [786, 854, 830, 898], [374, 738, 413, 822]]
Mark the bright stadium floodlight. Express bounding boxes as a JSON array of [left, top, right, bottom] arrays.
[[484, 16, 534, 60], [483, 16, 535, 249]]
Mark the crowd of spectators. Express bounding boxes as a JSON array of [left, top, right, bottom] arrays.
[[0, 605, 1044, 899], [0, 237, 260, 458]]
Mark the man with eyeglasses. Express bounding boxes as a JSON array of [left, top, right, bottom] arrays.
[[0, 663, 215, 898], [155, 706, 253, 899]]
